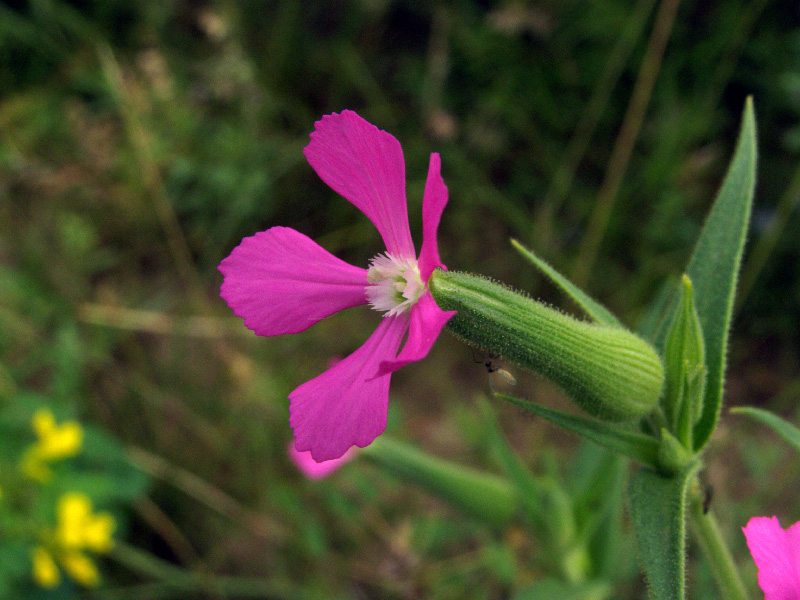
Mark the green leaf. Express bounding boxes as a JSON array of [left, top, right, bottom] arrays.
[[688, 98, 757, 451], [637, 277, 678, 341], [495, 394, 660, 468], [569, 444, 631, 580], [629, 462, 700, 600], [731, 406, 800, 453], [510, 239, 622, 327], [72, 426, 151, 503], [662, 275, 706, 448], [650, 98, 757, 452], [0, 541, 29, 584]]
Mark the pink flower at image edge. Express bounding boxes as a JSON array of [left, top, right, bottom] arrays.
[[219, 110, 455, 463], [743, 516, 800, 599]]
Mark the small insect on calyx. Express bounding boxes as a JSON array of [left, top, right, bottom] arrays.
[[473, 350, 517, 391]]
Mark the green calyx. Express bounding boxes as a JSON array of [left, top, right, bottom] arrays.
[[428, 269, 664, 422]]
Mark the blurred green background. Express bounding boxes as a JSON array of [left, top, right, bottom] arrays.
[[1, 0, 799, 598]]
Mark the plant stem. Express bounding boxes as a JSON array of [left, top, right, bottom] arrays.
[[688, 479, 749, 600], [363, 436, 519, 528]]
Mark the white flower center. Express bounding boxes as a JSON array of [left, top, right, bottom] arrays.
[[366, 253, 425, 317]]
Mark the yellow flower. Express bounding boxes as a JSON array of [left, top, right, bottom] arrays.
[[56, 493, 115, 552], [31, 493, 115, 589], [19, 409, 83, 482], [32, 547, 60, 589], [32, 409, 83, 460]]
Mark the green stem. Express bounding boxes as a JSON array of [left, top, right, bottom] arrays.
[[688, 480, 749, 600], [363, 436, 519, 528]]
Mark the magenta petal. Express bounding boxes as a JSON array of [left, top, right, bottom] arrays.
[[788, 521, 800, 576], [743, 516, 800, 600], [289, 316, 409, 461], [219, 227, 368, 336], [376, 292, 455, 377], [304, 111, 415, 258], [288, 442, 357, 480], [418, 153, 449, 281]]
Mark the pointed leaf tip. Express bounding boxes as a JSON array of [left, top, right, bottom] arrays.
[[688, 98, 757, 451], [647, 99, 756, 452]]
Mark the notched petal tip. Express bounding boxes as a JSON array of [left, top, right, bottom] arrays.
[[303, 111, 415, 258], [289, 317, 408, 462]]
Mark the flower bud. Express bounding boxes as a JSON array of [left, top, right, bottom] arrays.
[[428, 270, 664, 422], [663, 275, 706, 446]]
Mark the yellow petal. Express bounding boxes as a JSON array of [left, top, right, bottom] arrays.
[[32, 409, 56, 438], [57, 493, 93, 548], [84, 513, 116, 553], [39, 422, 83, 460], [60, 551, 99, 587], [32, 547, 61, 589]]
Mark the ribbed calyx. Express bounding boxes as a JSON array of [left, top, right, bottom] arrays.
[[428, 269, 664, 422]]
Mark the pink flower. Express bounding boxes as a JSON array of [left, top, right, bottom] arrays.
[[288, 442, 357, 480], [219, 111, 455, 462], [743, 516, 800, 599]]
